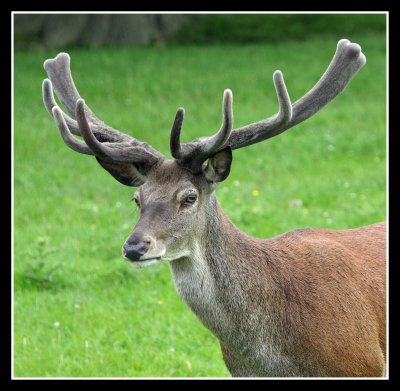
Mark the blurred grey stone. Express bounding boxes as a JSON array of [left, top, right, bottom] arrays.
[[15, 13, 188, 48], [79, 14, 111, 48], [14, 14, 46, 35], [157, 14, 188, 38], [43, 14, 87, 48], [106, 14, 158, 46]]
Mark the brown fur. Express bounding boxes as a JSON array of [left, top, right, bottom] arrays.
[[217, 215, 386, 376]]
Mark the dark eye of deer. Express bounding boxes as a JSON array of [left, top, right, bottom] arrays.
[[182, 194, 197, 206], [134, 197, 140, 208]]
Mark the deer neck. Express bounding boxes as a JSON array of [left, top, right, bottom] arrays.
[[169, 194, 265, 337]]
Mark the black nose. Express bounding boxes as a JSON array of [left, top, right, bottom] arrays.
[[123, 238, 150, 262]]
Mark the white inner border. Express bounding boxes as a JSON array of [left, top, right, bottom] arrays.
[[11, 10, 389, 380]]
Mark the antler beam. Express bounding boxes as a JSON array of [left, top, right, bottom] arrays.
[[169, 39, 366, 173], [226, 39, 366, 150]]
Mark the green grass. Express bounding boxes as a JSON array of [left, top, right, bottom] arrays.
[[14, 33, 386, 377]]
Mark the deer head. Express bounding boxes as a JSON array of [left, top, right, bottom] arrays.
[[42, 39, 366, 268]]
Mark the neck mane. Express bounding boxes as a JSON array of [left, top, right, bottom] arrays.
[[169, 194, 273, 340]]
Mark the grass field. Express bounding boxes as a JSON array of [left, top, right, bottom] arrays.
[[13, 33, 386, 377]]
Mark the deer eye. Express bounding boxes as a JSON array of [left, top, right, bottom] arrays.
[[181, 193, 197, 206]]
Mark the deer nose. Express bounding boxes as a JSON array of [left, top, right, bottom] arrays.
[[123, 236, 151, 262]]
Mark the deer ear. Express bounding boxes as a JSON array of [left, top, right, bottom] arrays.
[[204, 147, 232, 183], [95, 158, 147, 187]]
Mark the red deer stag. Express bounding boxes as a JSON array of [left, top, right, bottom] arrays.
[[42, 39, 386, 377]]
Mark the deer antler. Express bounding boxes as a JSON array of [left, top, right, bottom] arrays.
[[170, 39, 366, 173], [42, 53, 163, 170], [44, 40, 366, 181]]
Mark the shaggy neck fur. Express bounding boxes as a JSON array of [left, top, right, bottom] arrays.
[[169, 195, 294, 376], [169, 195, 247, 315]]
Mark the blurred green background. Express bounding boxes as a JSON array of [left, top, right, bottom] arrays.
[[14, 14, 386, 377]]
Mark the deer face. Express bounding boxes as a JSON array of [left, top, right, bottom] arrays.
[[122, 152, 232, 268]]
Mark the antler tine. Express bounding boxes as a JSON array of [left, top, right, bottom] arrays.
[[169, 89, 233, 172], [75, 99, 117, 162], [170, 108, 185, 160], [43, 79, 81, 136], [272, 70, 292, 125], [203, 89, 233, 155], [52, 106, 94, 155], [224, 39, 366, 150]]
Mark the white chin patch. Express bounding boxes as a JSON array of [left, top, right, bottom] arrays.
[[130, 258, 163, 269]]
